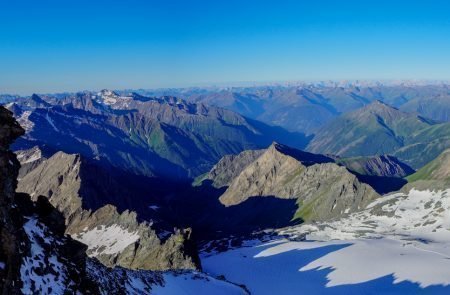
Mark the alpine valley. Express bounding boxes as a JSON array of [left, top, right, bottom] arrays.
[[2, 82, 450, 294]]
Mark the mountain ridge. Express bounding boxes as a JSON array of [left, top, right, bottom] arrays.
[[16, 149, 200, 271]]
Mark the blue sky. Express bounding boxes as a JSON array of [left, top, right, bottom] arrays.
[[1, 0, 450, 94]]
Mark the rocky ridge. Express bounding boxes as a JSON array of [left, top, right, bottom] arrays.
[[16, 150, 199, 271], [334, 154, 415, 178]]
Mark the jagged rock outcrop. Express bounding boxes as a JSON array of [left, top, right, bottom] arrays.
[[219, 143, 379, 222], [15, 194, 97, 294], [17, 151, 199, 271]]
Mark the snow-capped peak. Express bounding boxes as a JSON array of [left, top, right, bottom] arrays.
[[98, 89, 119, 97], [96, 89, 134, 106]]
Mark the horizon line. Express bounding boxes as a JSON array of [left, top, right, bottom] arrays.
[[3, 78, 450, 97]]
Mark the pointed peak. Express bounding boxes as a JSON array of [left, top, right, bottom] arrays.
[[364, 100, 398, 111], [28, 94, 50, 107], [30, 93, 42, 100], [268, 141, 282, 150], [30, 93, 47, 103]]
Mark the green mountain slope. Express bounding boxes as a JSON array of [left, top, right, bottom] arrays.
[[308, 101, 450, 169], [404, 149, 450, 190]]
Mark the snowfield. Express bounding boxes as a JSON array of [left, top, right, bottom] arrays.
[[202, 189, 450, 294]]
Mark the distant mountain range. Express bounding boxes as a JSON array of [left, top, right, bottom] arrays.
[[139, 83, 450, 134], [5, 90, 309, 180]]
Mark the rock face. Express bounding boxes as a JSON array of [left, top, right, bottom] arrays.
[[219, 143, 379, 222], [0, 107, 27, 293], [15, 194, 96, 294], [335, 155, 415, 178], [17, 151, 199, 271]]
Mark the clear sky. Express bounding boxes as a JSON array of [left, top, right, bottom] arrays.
[[2, 0, 450, 94]]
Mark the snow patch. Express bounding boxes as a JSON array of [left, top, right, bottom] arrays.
[[17, 111, 34, 132], [16, 147, 42, 164], [73, 225, 140, 256], [45, 112, 59, 132]]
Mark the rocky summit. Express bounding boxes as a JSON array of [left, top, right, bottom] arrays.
[[218, 142, 379, 222]]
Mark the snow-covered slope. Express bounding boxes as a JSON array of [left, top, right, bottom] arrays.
[[202, 189, 450, 294], [20, 214, 247, 295], [282, 188, 450, 241]]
